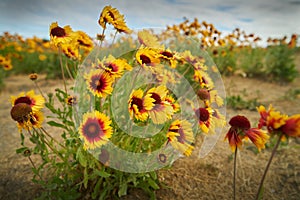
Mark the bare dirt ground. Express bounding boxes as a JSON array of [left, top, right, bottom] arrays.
[[0, 54, 299, 200]]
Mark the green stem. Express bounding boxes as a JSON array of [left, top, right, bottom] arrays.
[[40, 127, 66, 150], [58, 46, 68, 94], [255, 132, 284, 200], [34, 81, 46, 99], [233, 147, 237, 200], [27, 155, 44, 181]]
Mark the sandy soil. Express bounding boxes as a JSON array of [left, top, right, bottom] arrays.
[[0, 54, 299, 200]]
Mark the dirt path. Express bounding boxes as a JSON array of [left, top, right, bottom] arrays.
[[0, 55, 299, 200]]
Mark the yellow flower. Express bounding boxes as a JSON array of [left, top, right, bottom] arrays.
[[60, 42, 80, 60], [79, 111, 113, 150], [11, 90, 45, 113], [159, 49, 178, 68], [146, 85, 174, 124], [167, 119, 194, 156], [195, 107, 214, 134], [98, 5, 132, 33], [136, 47, 161, 69], [85, 70, 113, 98], [137, 29, 162, 48], [75, 30, 94, 50], [99, 55, 132, 79], [128, 89, 154, 122], [38, 54, 47, 61], [49, 22, 74, 47], [245, 128, 269, 152], [257, 105, 288, 133], [10, 103, 44, 132]]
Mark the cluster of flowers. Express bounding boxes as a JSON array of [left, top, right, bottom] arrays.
[[0, 54, 12, 70], [162, 18, 298, 49], [49, 22, 94, 60], [0, 32, 54, 69], [225, 105, 300, 152], [71, 5, 226, 157]]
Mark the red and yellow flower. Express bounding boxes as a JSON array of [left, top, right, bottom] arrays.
[[136, 47, 161, 69], [11, 90, 45, 113], [281, 114, 300, 137], [49, 22, 74, 47], [167, 119, 194, 156], [98, 5, 132, 33], [225, 115, 269, 152], [195, 107, 214, 134], [85, 70, 114, 98], [257, 105, 288, 133], [79, 111, 113, 150], [146, 86, 174, 124], [98, 55, 132, 79], [128, 89, 154, 122]]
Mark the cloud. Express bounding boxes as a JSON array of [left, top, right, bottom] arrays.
[[0, 0, 299, 42]]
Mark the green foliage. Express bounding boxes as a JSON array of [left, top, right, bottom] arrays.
[[226, 95, 261, 111], [264, 44, 298, 82], [16, 87, 162, 199], [282, 88, 300, 100]]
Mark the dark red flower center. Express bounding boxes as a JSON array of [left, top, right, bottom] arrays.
[[229, 115, 251, 130], [150, 93, 161, 104], [14, 97, 33, 106], [83, 121, 103, 139], [161, 51, 173, 58], [140, 54, 151, 64], [195, 108, 210, 122], [91, 75, 107, 92], [131, 97, 144, 111], [108, 11, 115, 19], [106, 63, 118, 72], [50, 26, 66, 37]]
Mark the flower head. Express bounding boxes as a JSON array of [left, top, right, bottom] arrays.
[[167, 119, 194, 156], [10, 103, 44, 132], [85, 70, 113, 98], [138, 29, 162, 48], [49, 22, 73, 47], [11, 90, 45, 113], [225, 115, 269, 152], [281, 114, 300, 137], [98, 5, 132, 33], [195, 107, 214, 134], [146, 86, 174, 124], [128, 89, 154, 122], [79, 111, 113, 150], [136, 47, 161, 69], [257, 105, 288, 133], [98, 55, 132, 79]]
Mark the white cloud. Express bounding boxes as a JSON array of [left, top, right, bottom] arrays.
[[0, 0, 299, 41]]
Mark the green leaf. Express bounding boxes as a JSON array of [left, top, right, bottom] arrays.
[[118, 183, 128, 197], [95, 169, 111, 178], [76, 147, 87, 167], [16, 147, 28, 154], [91, 178, 103, 199], [47, 120, 67, 129], [83, 167, 88, 189], [147, 179, 160, 190]]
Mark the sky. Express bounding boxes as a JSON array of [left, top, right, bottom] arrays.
[[0, 0, 299, 43]]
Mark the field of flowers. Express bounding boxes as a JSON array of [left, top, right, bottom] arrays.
[[0, 5, 300, 200]]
